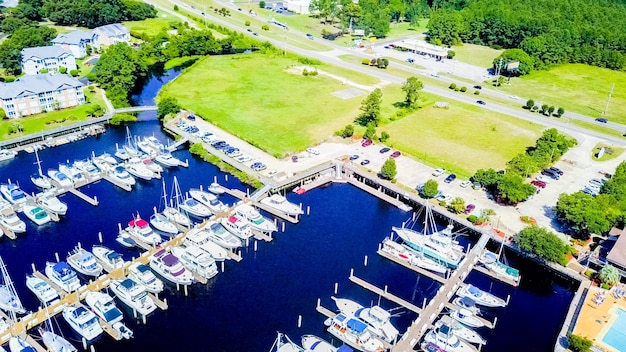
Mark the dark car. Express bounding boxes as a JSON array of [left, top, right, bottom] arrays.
[[306, 33, 313, 39], [390, 151, 401, 158], [464, 204, 476, 214], [476, 100, 486, 105], [361, 139, 373, 147], [187, 114, 196, 121], [542, 169, 560, 180], [349, 155, 359, 160], [360, 159, 370, 166], [379, 147, 390, 153], [473, 85, 482, 90], [531, 180, 546, 188], [595, 118, 608, 123], [406, 58, 415, 63], [444, 174, 457, 183], [292, 155, 298, 162], [549, 166, 564, 176]]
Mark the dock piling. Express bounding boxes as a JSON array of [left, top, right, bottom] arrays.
[[90, 345, 95, 352], [281, 222, 285, 233], [221, 262, 225, 272], [297, 315, 302, 328], [493, 316, 498, 328], [31, 263, 35, 273], [364, 255, 368, 267], [334, 282, 338, 295], [54, 252, 59, 262], [142, 314, 146, 324], [82, 337, 87, 350], [306, 206, 310, 215], [78, 242, 81, 249], [98, 232, 103, 243], [422, 297, 427, 309], [184, 285, 188, 296], [133, 309, 137, 319], [254, 240, 257, 252], [317, 298, 320, 308]]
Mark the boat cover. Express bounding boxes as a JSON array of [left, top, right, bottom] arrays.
[[228, 216, 238, 224], [337, 346, 353, 352], [468, 285, 481, 296], [120, 278, 137, 290], [106, 252, 121, 262], [185, 199, 200, 206], [346, 318, 368, 333], [458, 296, 477, 308], [129, 218, 149, 227], [53, 262, 72, 275], [162, 254, 179, 266]]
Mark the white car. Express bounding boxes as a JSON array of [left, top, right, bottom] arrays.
[[435, 193, 451, 202], [536, 175, 552, 184], [306, 147, 320, 155], [459, 180, 472, 188], [432, 168, 446, 177]]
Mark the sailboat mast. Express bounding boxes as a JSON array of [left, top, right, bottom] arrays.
[[0, 256, 23, 321], [34, 148, 43, 176]]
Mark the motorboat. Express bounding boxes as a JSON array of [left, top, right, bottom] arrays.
[[0, 206, 26, 233], [123, 144, 142, 158], [114, 148, 130, 161], [392, 223, 464, 269], [260, 194, 303, 216], [207, 182, 225, 195], [46, 169, 73, 188], [92, 157, 111, 173], [62, 304, 103, 341], [142, 158, 163, 173], [325, 313, 385, 352], [109, 166, 136, 186], [332, 297, 398, 343], [45, 261, 81, 293], [449, 309, 485, 329], [127, 263, 164, 293], [171, 245, 218, 280], [380, 238, 447, 274], [100, 153, 118, 165], [25, 275, 59, 304], [269, 332, 304, 352], [39, 326, 77, 352], [179, 197, 212, 218], [109, 278, 157, 316], [115, 232, 137, 248], [456, 284, 506, 308], [0, 183, 27, 205], [183, 228, 229, 261], [206, 221, 242, 249], [163, 206, 191, 227], [149, 212, 178, 235], [125, 217, 162, 246], [479, 250, 521, 284], [136, 138, 158, 155], [85, 291, 123, 325], [435, 316, 485, 345], [36, 191, 68, 216], [189, 188, 228, 213], [123, 158, 154, 181], [422, 324, 477, 352], [0, 256, 25, 314], [112, 322, 133, 339], [66, 247, 103, 277], [73, 159, 100, 179], [301, 335, 349, 352], [58, 163, 85, 185], [452, 297, 481, 316], [144, 136, 165, 152], [22, 204, 51, 226], [234, 203, 276, 233], [91, 246, 126, 271], [9, 336, 36, 352], [155, 153, 183, 167], [30, 174, 52, 190], [149, 249, 193, 285], [0, 149, 17, 162], [221, 215, 253, 241]]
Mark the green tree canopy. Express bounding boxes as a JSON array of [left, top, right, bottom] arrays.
[[356, 88, 383, 126], [493, 49, 535, 75], [567, 334, 592, 352], [516, 225, 568, 263], [94, 43, 147, 107], [555, 192, 620, 237], [496, 173, 536, 204], [380, 158, 397, 180], [470, 168, 502, 191], [402, 76, 424, 109], [422, 179, 439, 198], [599, 265, 620, 286], [157, 97, 181, 119]]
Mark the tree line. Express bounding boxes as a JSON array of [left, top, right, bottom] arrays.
[[427, 0, 626, 72]]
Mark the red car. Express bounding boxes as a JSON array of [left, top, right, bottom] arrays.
[[361, 139, 373, 147], [531, 180, 546, 188]]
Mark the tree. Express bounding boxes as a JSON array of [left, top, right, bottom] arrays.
[[379, 131, 389, 143], [58, 67, 67, 74], [516, 225, 568, 263], [94, 43, 147, 107], [402, 76, 423, 109], [380, 158, 397, 180], [157, 97, 181, 119], [356, 88, 382, 126], [496, 173, 536, 204], [525, 99, 535, 109], [555, 192, 619, 237], [422, 179, 439, 198], [70, 69, 79, 77], [506, 153, 538, 177], [174, 4, 179, 11], [548, 106, 555, 116], [245, 20, 250, 26], [470, 168, 502, 190], [449, 83, 457, 89], [448, 197, 465, 214], [540, 104, 549, 115], [557, 107, 565, 117], [599, 265, 620, 286], [261, 24, 269, 31], [447, 50, 455, 59], [259, 1, 265, 8], [340, 124, 354, 138], [363, 122, 377, 140], [0, 109, 6, 119], [493, 49, 534, 76], [567, 334, 592, 352]]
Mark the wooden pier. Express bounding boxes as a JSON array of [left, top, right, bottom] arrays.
[[348, 273, 422, 314], [102, 174, 133, 192], [65, 188, 99, 206]]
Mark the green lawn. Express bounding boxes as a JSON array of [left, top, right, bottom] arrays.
[[378, 89, 542, 177], [451, 44, 503, 68], [159, 53, 365, 157], [124, 12, 183, 38], [492, 64, 626, 124]]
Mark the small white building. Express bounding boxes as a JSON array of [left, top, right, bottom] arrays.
[[93, 23, 131, 47], [21, 46, 77, 76], [51, 30, 99, 59], [284, 0, 311, 14]]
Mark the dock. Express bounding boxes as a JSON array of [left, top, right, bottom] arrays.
[[473, 264, 520, 287], [148, 293, 169, 310], [251, 229, 273, 242], [102, 174, 133, 192], [65, 188, 99, 206], [348, 273, 422, 314], [252, 199, 299, 224]]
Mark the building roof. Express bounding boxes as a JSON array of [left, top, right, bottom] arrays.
[[21, 46, 74, 61], [94, 23, 129, 37], [394, 40, 448, 57], [0, 74, 84, 100], [607, 227, 626, 268], [51, 30, 95, 46]]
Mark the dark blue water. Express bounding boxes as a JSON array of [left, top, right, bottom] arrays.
[[0, 71, 575, 352]]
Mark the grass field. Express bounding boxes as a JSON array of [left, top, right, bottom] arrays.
[[451, 44, 503, 68], [492, 64, 626, 124], [378, 89, 542, 177], [592, 143, 624, 161], [124, 12, 183, 38], [159, 53, 364, 157]]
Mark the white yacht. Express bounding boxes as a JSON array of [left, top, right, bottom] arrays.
[[92, 157, 111, 173], [142, 158, 163, 173], [456, 284, 506, 308], [91, 246, 126, 271], [325, 313, 385, 352], [112, 322, 133, 340], [260, 194, 303, 216], [449, 309, 485, 329], [46, 169, 73, 188], [36, 191, 67, 216], [127, 263, 164, 293], [0, 256, 25, 315], [66, 247, 103, 277], [479, 249, 521, 284], [136, 138, 158, 155], [155, 153, 183, 167], [149, 212, 178, 235], [207, 182, 225, 195], [115, 232, 137, 249], [123, 158, 154, 181], [301, 335, 339, 352], [99, 153, 118, 165], [189, 188, 228, 213], [45, 261, 81, 293], [435, 316, 485, 345], [30, 174, 52, 190], [58, 163, 85, 185], [109, 278, 157, 316], [149, 249, 193, 286], [0, 183, 27, 205], [114, 147, 130, 161], [270, 332, 304, 352], [125, 217, 162, 246], [183, 228, 229, 261], [332, 297, 398, 343], [145, 136, 165, 152], [234, 204, 276, 233], [179, 197, 212, 218], [39, 326, 77, 352], [110, 166, 136, 186], [206, 221, 242, 249], [171, 245, 218, 280], [163, 206, 191, 227], [452, 297, 481, 316], [62, 304, 103, 341], [0, 201, 26, 233], [22, 204, 51, 226], [25, 275, 59, 304], [9, 336, 37, 352], [85, 291, 123, 325], [0, 149, 17, 162], [74, 159, 100, 179], [221, 215, 253, 241], [423, 324, 477, 352], [380, 237, 447, 274]]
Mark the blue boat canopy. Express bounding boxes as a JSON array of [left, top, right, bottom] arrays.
[[310, 341, 320, 350], [337, 345, 354, 352], [346, 318, 368, 333], [459, 296, 476, 307], [468, 285, 481, 295], [53, 261, 71, 273]]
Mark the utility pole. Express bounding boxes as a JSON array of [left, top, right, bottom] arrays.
[[495, 57, 504, 77], [603, 83, 615, 117]]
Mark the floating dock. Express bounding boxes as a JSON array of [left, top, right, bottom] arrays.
[[348, 273, 422, 314]]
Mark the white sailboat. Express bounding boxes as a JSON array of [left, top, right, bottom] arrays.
[[269, 332, 304, 352], [301, 335, 341, 352], [30, 148, 52, 189], [479, 241, 521, 285], [164, 178, 192, 227], [39, 319, 77, 352], [0, 256, 26, 315]]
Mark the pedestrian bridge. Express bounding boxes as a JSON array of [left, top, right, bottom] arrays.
[[115, 106, 157, 113]]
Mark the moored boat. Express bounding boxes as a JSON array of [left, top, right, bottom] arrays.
[[332, 297, 398, 343], [39, 326, 77, 352], [270, 332, 304, 352], [142, 158, 163, 173], [451, 297, 481, 316], [155, 153, 182, 167], [392, 224, 463, 269], [62, 304, 103, 341], [125, 217, 162, 246], [183, 228, 229, 261], [179, 197, 212, 218], [301, 334, 349, 352], [207, 182, 225, 195], [46, 169, 73, 188], [9, 336, 36, 352], [91, 246, 126, 271], [85, 291, 123, 325], [221, 214, 253, 241], [127, 263, 163, 293], [205, 221, 242, 249], [149, 249, 193, 286], [171, 245, 218, 280], [189, 188, 228, 213], [422, 324, 478, 352], [123, 158, 154, 181], [30, 174, 52, 190], [234, 203, 276, 233], [66, 247, 103, 277], [434, 316, 485, 345], [22, 204, 51, 226], [0, 205, 26, 234], [449, 309, 485, 329], [0, 183, 27, 205], [109, 166, 136, 186], [380, 237, 447, 274], [36, 191, 67, 216], [25, 275, 59, 304], [456, 284, 506, 308], [58, 163, 85, 185], [45, 261, 81, 293], [0, 256, 25, 315], [0, 149, 17, 162], [479, 250, 520, 284], [109, 278, 157, 316], [149, 212, 178, 236], [260, 194, 303, 216], [325, 313, 385, 352]]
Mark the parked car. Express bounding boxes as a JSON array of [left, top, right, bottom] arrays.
[[473, 85, 482, 90], [435, 193, 451, 202], [360, 159, 370, 166], [361, 139, 373, 147], [306, 147, 320, 155], [536, 175, 552, 184], [379, 147, 390, 154], [595, 118, 608, 123], [464, 204, 476, 214], [459, 180, 472, 188], [549, 166, 564, 175], [306, 33, 314, 39], [406, 58, 415, 63], [390, 151, 401, 158], [472, 181, 481, 190], [349, 155, 359, 161], [541, 169, 560, 180], [531, 180, 546, 188], [582, 187, 598, 197], [444, 174, 457, 183], [476, 100, 486, 105], [292, 155, 298, 163], [589, 178, 605, 187], [432, 168, 446, 177]]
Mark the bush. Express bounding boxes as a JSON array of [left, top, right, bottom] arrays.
[[467, 215, 478, 223], [567, 334, 592, 352], [110, 113, 137, 125], [380, 158, 397, 180], [454, 87, 460, 91], [39, 68, 49, 74], [298, 57, 321, 65], [245, 20, 250, 26], [174, 4, 179, 10], [439, 201, 447, 207], [259, 0, 265, 8], [460, 86, 467, 92], [362, 58, 370, 65], [449, 83, 457, 89], [4, 76, 15, 83], [70, 69, 79, 77], [59, 67, 67, 74], [601, 282, 611, 290], [379, 131, 390, 143], [86, 72, 97, 81], [474, 90, 480, 95], [261, 24, 269, 31], [341, 124, 354, 138], [525, 99, 535, 109]]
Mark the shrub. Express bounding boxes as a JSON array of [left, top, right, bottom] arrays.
[[525, 99, 534, 109], [467, 215, 478, 223], [59, 67, 67, 74], [341, 124, 354, 138], [474, 90, 480, 95], [174, 4, 179, 10], [298, 57, 321, 65], [601, 283, 611, 290], [70, 69, 79, 77], [110, 113, 137, 125], [454, 87, 460, 91], [259, 0, 265, 8], [261, 24, 269, 31], [245, 20, 250, 26], [449, 83, 457, 89], [439, 201, 447, 207], [567, 334, 592, 352], [362, 58, 370, 65], [379, 131, 390, 143], [86, 72, 97, 81], [460, 86, 467, 92], [4, 76, 15, 83], [39, 68, 49, 74], [380, 158, 397, 180]]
